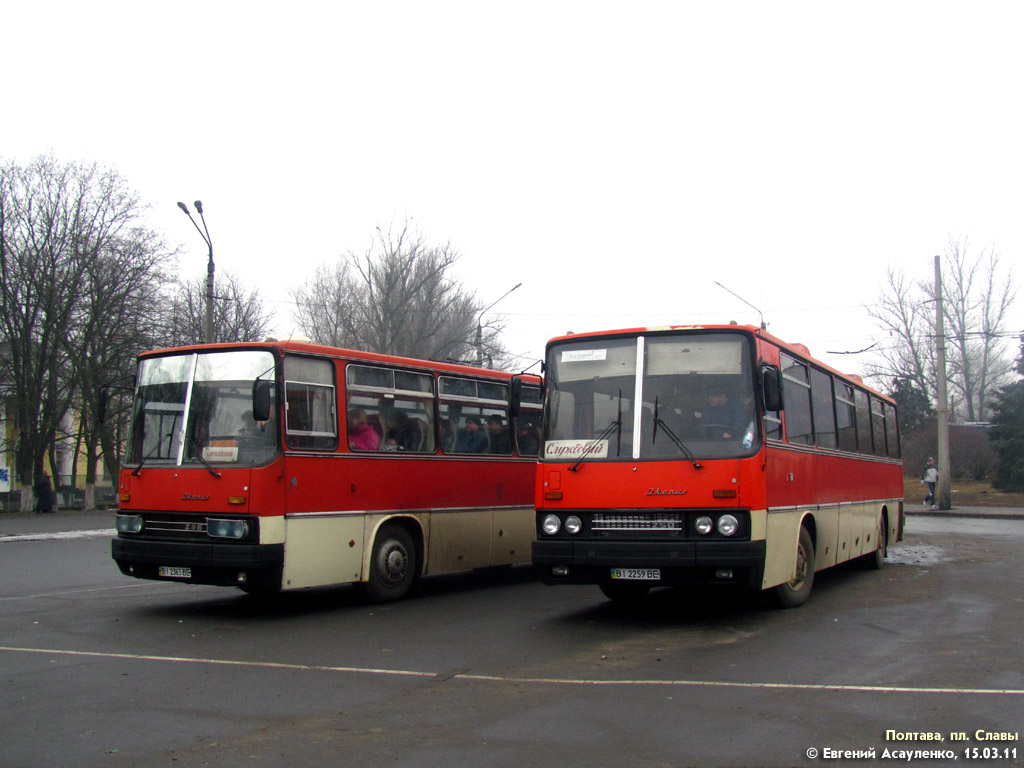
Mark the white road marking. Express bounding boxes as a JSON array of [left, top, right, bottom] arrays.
[[0, 529, 116, 543], [1, 646, 1021, 696]]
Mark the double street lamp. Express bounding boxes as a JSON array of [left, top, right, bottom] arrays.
[[176, 200, 215, 344], [476, 282, 522, 367]]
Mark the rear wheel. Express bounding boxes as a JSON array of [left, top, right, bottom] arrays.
[[359, 523, 417, 603], [773, 526, 815, 608], [863, 514, 888, 570]]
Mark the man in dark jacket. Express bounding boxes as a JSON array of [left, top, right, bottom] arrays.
[[34, 472, 54, 513]]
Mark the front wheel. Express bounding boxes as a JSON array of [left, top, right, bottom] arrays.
[[773, 526, 815, 608], [358, 523, 417, 603]]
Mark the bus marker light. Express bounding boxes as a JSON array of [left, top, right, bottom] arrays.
[[695, 516, 713, 535], [552, 565, 569, 577], [544, 491, 563, 501], [227, 496, 247, 505], [119, 493, 131, 503], [542, 515, 562, 535], [713, 489, 737, 499], [716, 569, 734, 580]]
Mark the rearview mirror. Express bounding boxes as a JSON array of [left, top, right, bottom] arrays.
[[252, 380, 273, 422], [762, 364, 784, 412]]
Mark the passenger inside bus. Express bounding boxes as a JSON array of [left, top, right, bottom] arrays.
[[455, 416, 488, 453], [486, 414, 512, 454], [348, 408, 381, 451]]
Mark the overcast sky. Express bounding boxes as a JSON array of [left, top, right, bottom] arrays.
[[5, 1, 1022, 377]]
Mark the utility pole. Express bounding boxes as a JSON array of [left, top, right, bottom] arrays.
[[475, 283, 521, 367], [934, 255, 952, 510]]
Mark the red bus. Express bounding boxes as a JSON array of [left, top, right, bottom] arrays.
[[111, 340, 543, 602], [529, 324, 903, 607]]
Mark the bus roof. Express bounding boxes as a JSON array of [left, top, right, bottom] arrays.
[[137, 340, 542, 384], [545, 323, 892, 403]]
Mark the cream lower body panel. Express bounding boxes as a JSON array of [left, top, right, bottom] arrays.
[[757, 499, 901, 590], [279, 505, 534, 590]]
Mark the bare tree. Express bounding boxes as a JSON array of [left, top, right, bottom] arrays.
[[0, 155, 173, 509], [866, 237, 1016, 422], [292, 222, 509, 365], [66, 228, 177, 497], [166, 271, 275, 346]]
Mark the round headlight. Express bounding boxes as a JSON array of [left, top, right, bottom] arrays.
[[564, 515, 582, 534], [542, 514, 562, 535], [717, 514, 739, 536], [695, 516, 713, 535]]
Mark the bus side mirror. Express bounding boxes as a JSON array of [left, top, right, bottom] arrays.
[[252, 380, 273, 422], [509, 377, 523, 418], [97, 388, 109, 424], [762, 365, 784, 412]]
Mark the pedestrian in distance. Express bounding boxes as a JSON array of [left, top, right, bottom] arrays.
[[34, 472, 54, 514], [921, 457, 938, 510]]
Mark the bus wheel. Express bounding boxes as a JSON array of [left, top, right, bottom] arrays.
[[773, 526, 815, 608], [360, 524, 417, 603], [600, 581, 650, 604], [863, 515, 888, 571]]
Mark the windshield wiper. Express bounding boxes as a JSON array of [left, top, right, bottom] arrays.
[[131, 433, 174, 477], [186, 434, 222, 478], [653, 397, 702, 470], [568, 390, 623, 472], [568, 419, 620, 472]]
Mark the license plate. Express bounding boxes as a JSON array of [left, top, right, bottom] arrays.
[[610, 567, 660, 581], [158, 566, 192, 579]]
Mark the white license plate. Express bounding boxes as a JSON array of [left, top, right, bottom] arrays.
[[610, 567, 660, 581], [158, 566, 192, 579]]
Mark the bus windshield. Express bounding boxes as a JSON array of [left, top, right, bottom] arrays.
[[544, 332, 758, 462], [127, 349, 278, 469]]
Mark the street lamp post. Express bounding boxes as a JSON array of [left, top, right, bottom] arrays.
[[476, 282, 522, 367], [177, 200, 215, 344]]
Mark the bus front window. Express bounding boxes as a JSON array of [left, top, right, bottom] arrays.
[[543, 332, 759, 462], [128, 350, 279, 469]]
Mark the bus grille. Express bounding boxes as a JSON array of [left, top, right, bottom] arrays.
[[591, 513, 683, 532], [144, 517, 208, 538]]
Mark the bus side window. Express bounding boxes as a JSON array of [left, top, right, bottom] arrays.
[[283, 356, 338, 450], [439, 376, 511, 455], [781, 354, 813, 446], [345, 365, 435, 453], [514, 384, 543, 456]]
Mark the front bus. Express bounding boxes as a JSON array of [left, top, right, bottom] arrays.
[[112, 346, 286, 593], [530, 325, 902, 607]]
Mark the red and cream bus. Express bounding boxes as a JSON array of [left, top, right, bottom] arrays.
[[111, 340, 543, 602], [529, 324, 903, 607]]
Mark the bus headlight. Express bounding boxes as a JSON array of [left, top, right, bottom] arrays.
[[695, 516, 713, 535], [564, 515, 582, 535], [717, 514, 739, 537], [208, 518, 248, 540], [542, 514, 562, 535], [116, 514, 144, 534]]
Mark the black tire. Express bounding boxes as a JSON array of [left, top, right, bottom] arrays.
[[773, 526, 815, 608], [599, 581, 651, 604], [862, 514, 888, 570], [359, 523, 417, 603]]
